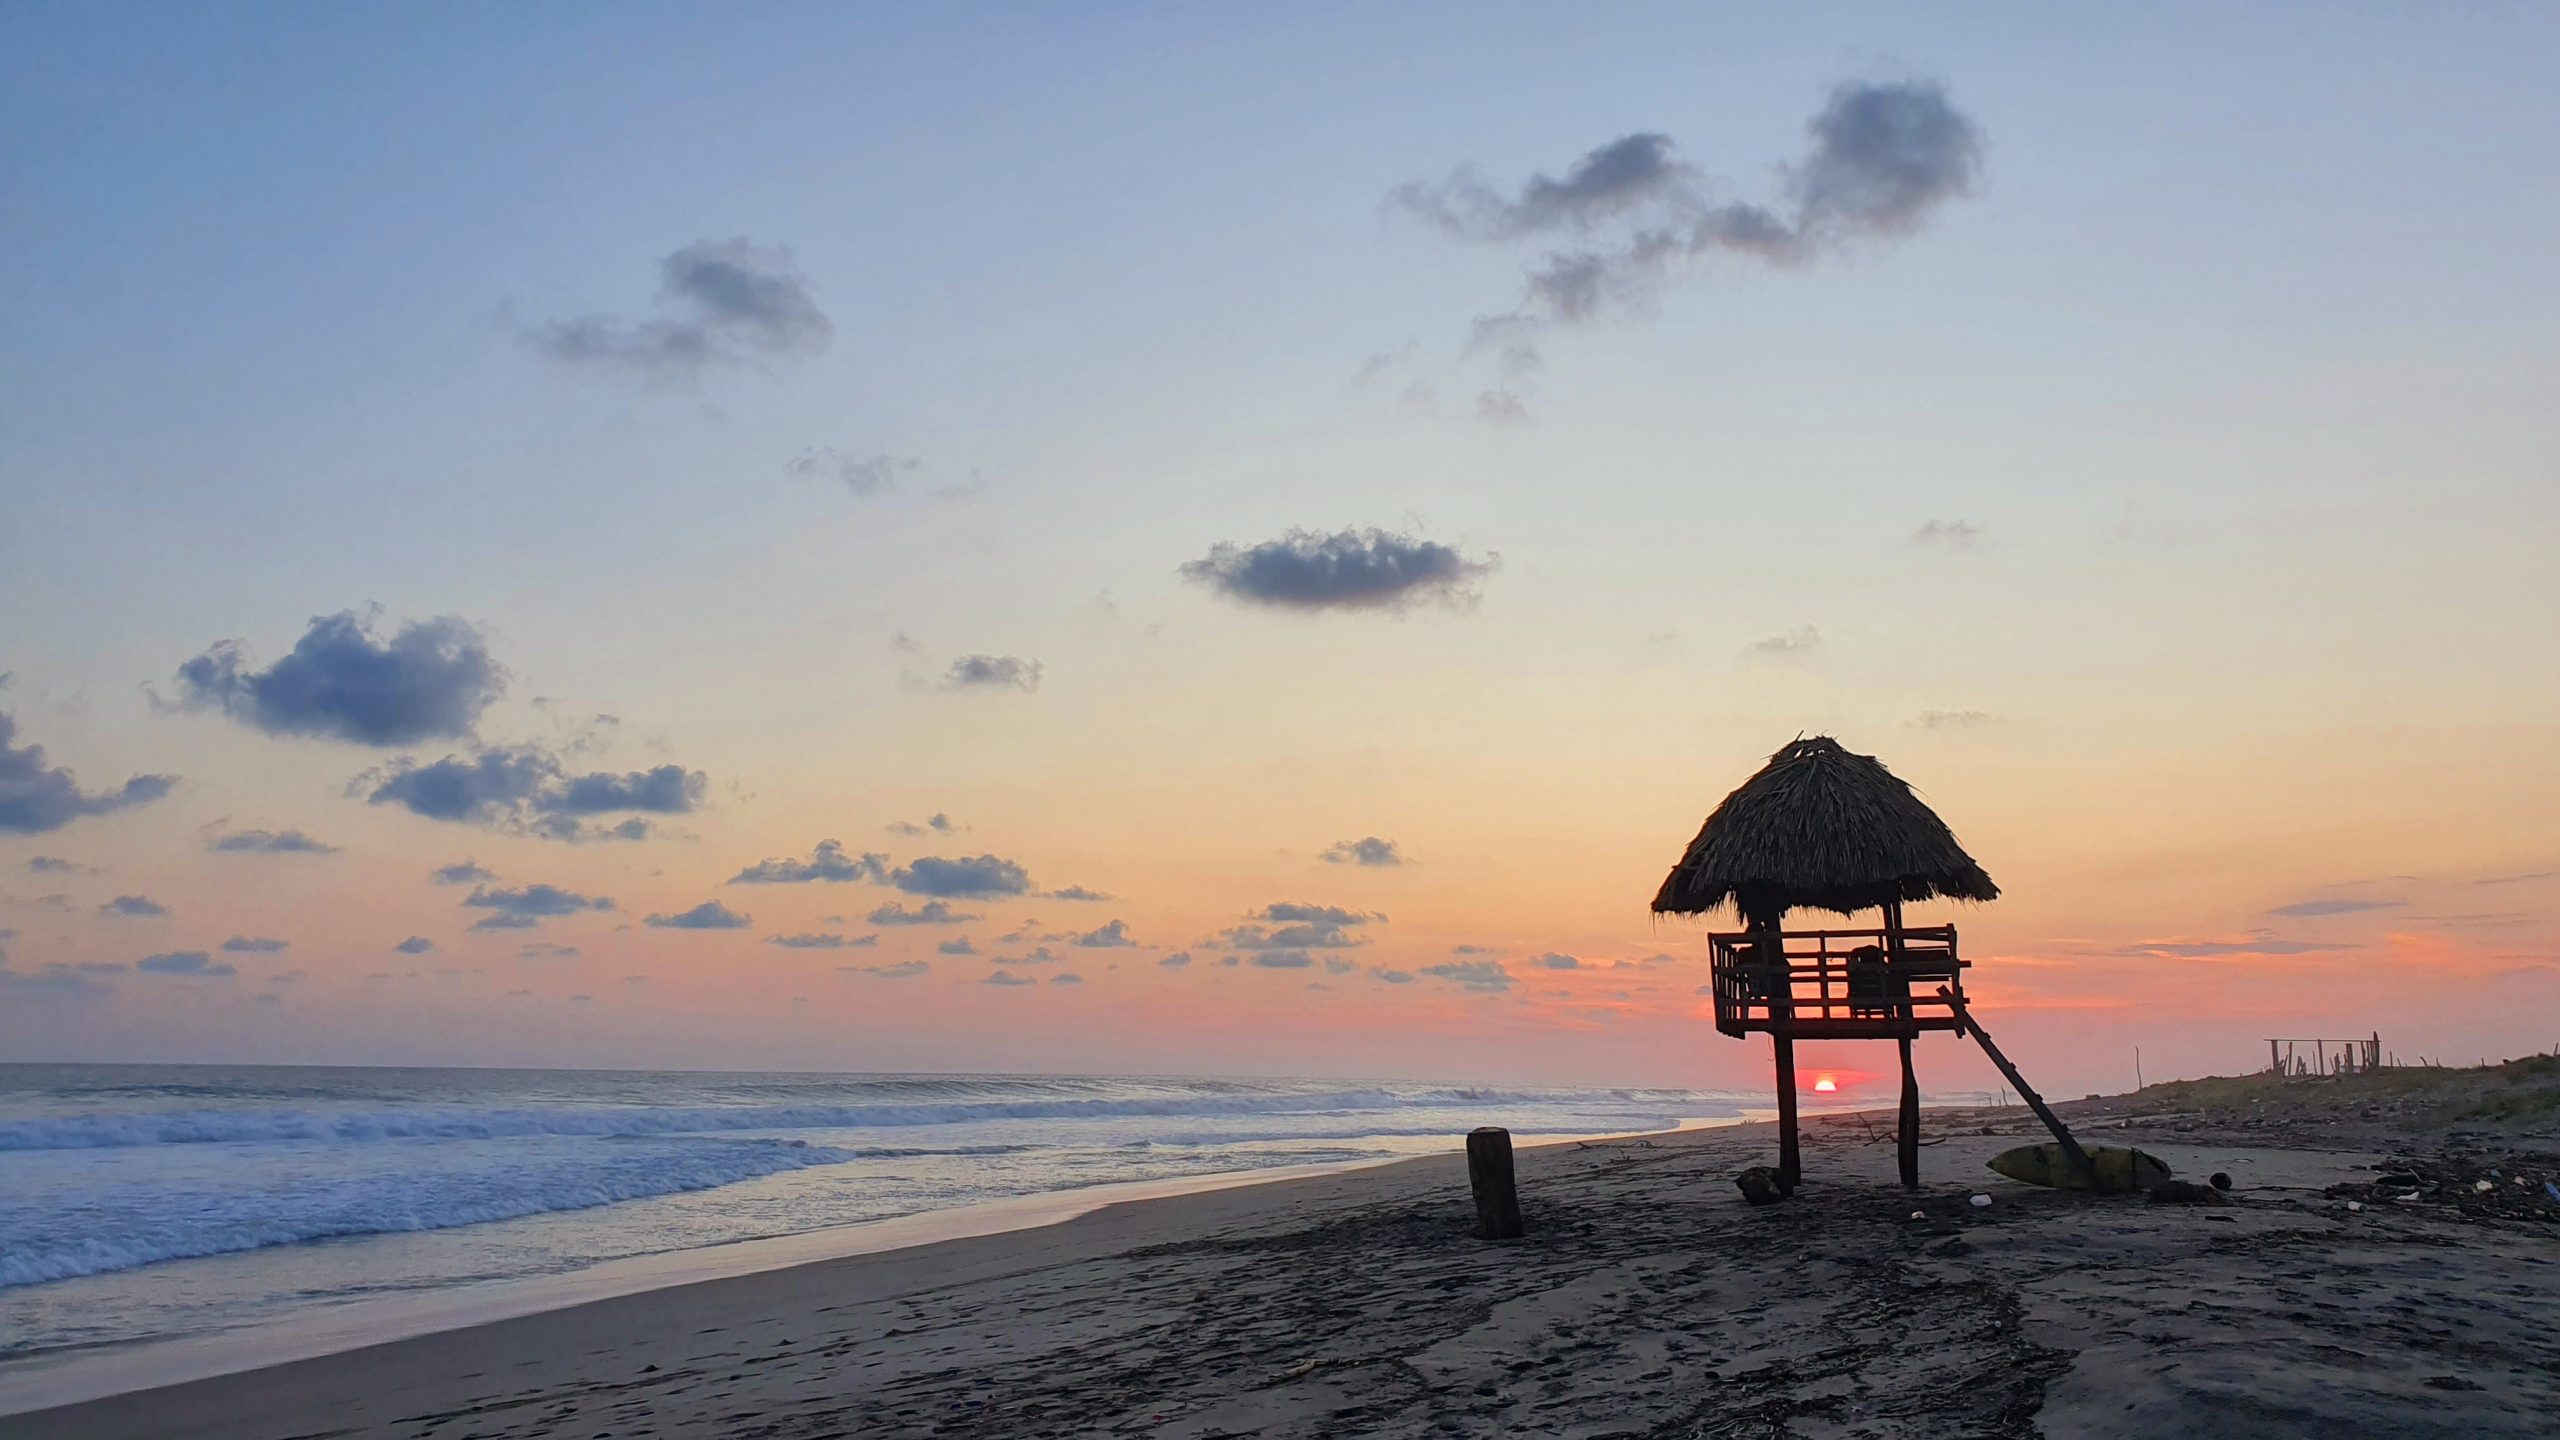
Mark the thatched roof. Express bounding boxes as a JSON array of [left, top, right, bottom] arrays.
[[1652, 737, 1998, 920]]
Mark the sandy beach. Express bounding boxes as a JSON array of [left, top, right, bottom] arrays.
[[9, 1063, 2556, 1440]]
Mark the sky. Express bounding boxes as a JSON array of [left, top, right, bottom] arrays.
[[3, 3, 2556, 1099]]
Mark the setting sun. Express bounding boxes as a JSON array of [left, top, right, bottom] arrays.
[[1813, 1077, 1838, 1093]]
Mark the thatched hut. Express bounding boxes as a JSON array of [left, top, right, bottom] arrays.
[[1654, 737, 2001, 1191]]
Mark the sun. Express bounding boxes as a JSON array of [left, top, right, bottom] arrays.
[[1812, 1076, 1839, 1093]]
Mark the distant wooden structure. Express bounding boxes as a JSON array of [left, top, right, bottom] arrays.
[[2267, 1033, 2382, 1077], [1654, 737, 2087, 1191]]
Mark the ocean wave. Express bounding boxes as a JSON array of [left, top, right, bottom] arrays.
[[0, 1138, 860, 1290], [0, 1087, 1658, 1152]]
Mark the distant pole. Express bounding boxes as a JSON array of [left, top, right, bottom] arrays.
[[1465, 1127, 1525, 1240], [2135, 1045, 2144, 1090]]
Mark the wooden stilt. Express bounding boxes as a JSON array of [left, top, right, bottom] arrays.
[[1773, 1028, 1800, 1189], [1897, 1034, 1920, 1190], [1937, 987, 2094, 1185]]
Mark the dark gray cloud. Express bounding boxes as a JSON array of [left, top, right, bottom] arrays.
[[2114, 934, 2349, 958], [430, 861, 494, 886], [1044, 885, 1114, 902], [1532, 952, 1581, 970], [1914, 519, 1982, 547], [1159, 951, 1194, 969], [869, 900, 978, 926], [177, 611, 503, 747], [729, 840, 887, 885], [938, 937, 979, 956], [362, 747, 705, 840], [1050, 973, 1083, 986], [2268, 898, 2406, 919], [1319, 836, 1404, 868], [26, 856, 95, 874], [886, 813, 959, 837], [394, 936, 437, 955], [890, 854, 1033, 899], [1181, 528, 1493, 613], [222, 936, 289, 954], [646, 901, 752, 930], [1072, 919, 1134, 949], [1420, 958, 1513, 992], [527, 238, 833, 387], [0, 712, 175, 834], [1450, 944, 1498, 956], [98, 895, 168, 918], [137, 950, 235, 978], [1260, 902, 1380, 926], [769, 931, 877, 949], [849, 960, 930, 979], [0, 964, 116, 996], [1392, 81, 1982, 413], [1369, 966, 1415, 984], [983, 970, 1035, 987], [1222, 902, 1381, 953], [462, 884, 615, 923], [208, 828, 338, 855], [940, 655, 1043, 693], [1907, 709, 1997, 730], [787, 449, 917, 496], [520, 942, 580, 960]]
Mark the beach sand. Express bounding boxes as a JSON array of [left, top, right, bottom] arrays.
[[10, 1070, 2557, 1439]]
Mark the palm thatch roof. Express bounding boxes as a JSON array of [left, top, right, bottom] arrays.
[[1652, 737, 1998, 921]]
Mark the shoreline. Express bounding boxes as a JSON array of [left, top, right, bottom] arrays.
[[0, 1115, 1748, 1420]]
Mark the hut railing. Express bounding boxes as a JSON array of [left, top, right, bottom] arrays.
[[1706, 925, 1967, 1037]]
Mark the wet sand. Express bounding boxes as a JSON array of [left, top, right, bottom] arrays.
[[10, 1082, 2557, 1439]]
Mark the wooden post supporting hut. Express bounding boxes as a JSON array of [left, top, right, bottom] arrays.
[[1653, 737, 2032, 1192]]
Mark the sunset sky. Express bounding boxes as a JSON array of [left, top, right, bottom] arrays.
[[4, 4, 2556, 1098]]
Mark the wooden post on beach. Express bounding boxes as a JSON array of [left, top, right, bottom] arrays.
[[1756, 911, 1801, 1189], [1466, 1127, 1525, 1240], [1896, 1035, 1920, 1190]]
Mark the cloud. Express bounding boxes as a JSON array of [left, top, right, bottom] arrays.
[[26, 856, 97, 874], [886, 813, 959, 837], [208, 828, 338, 855], [1907, 710, 1997, 731], [1319, 836, 1405, 867], [940, 655, 1043, 692], [525, 238, 833, 387], [1159, 951, 1194, 968], [1324, 956, 1358, 974], [1003, 946, 1064, 966], [98, 895, 168, 918], [769, 932, 876, 949], [1, 964, 116, 997], [1745, 625, 1821, 659], [137, 950, 236, 978], [1181, 528, 1494, 613], [1369, 966, 1415, 984], [787, 449, 917, 496], [1259, 902, 1381, 926], [937, 937, 979, 956], [362, 747, 706, 839], [1914, 519, 1981, 547], [1072, 919, 1135, 949], [2267, 898, 2406, 919], [728, 840, 887, 885], [430, 861, 494, 886], [1532, 952, 1581, 970], [646, 901, 752, 930], [222, 936, 289, 954], [1475, 389, 1532, 426], [2476, 871, 2558, 887], [983, 970, 1036, 987], [1450, 944, 1498, 956], [176, 611, 503, 747], [868, 900, 978, 926], [0, 712, 176, 834], [394, 936, 437, 955], [1392, 80, 1982, 405], [1050, 973, 1083, 986], [522, 942, 581, 960], [1044, 885, 1114, 902], [890, 854, 1033, 899], [1420, 959, 1513, 992], [2114, 934, 2350, 958], [462, 884, 614, 928], [850, 960, 930, 979]]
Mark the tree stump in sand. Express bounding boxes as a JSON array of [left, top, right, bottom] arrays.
[[1466, 1127, 1526, 1240]]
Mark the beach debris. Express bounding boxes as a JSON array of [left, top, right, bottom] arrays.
[[1909, 1210, 1928, 1221], [1275, 1357, 1331, 1380], [2423, 1375, 2483, 1391], [2474, 1179, 2495, 1192], [2146, 1179, 2227, 1205], [1735, 1165, 1793, 1206], [2345, 1201, 2365, 1212], [1969, 1194, 1993, 1208], [2208, 1171, 2233, 1191], [1987, 1141, 2169, 1194]]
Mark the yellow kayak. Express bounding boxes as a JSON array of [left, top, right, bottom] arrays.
[[1988, 1142, 2169, 1194]]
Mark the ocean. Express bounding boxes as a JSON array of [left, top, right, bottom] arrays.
[[0, 1064, 1751, 1368]]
